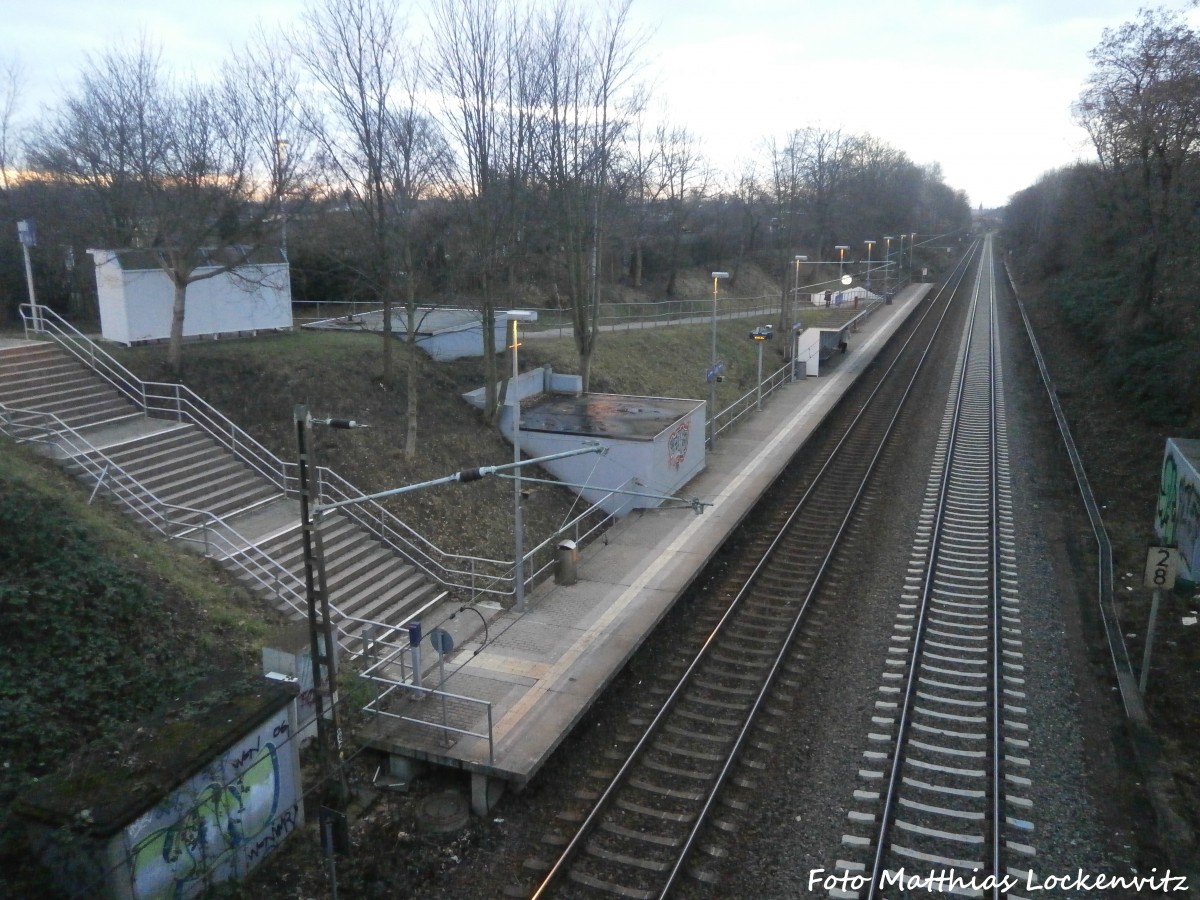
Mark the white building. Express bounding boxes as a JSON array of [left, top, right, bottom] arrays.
[[88, 247, 293, 345]]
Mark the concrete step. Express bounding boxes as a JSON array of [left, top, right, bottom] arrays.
[[75, 428, 214, 472], [341, 570, 438, 624], [250, 518, 366, 574], [3, 341, 445, 650], [0, 371, 106, 405], [325, 547, 410, 599]]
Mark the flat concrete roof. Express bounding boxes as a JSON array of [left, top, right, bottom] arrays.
[[308, 307, 483, 335], [520, 393, 704, 440]]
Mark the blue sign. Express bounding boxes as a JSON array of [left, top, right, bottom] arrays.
[[429, 627, 455, 655]]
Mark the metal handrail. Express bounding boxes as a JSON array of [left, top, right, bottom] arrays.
[[16, 303, 602, 602], [523, 479, 628, 587], [711, 362, 794, 441], [361, 679, 496, 765], [0, 399, 316, 628], [14, 303, 623, 606], [20, 304, 292, 490], [302, 294, 785, 338], [707, 298, 887, 443], [357, 617, 496, 763]]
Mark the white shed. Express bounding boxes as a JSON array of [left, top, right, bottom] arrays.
[[89, 247, 293, 345]]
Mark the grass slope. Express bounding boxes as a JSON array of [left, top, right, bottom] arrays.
[[0, 442, 285, 895]]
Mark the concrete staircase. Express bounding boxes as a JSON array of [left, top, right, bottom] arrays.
[[0, 340, 444, 649]]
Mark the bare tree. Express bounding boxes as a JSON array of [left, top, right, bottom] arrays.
[[610, 109, 661, 291], [0, 58, 23, 193], [534, 0, 644, 391], [294, 0, 410, 382], [27, 39, 288, 375], [653, 123, 707, 297], [1073, 6, 1200, 317], [229, 29, 312, 233], [428, 0, 532, 424], [385, 75, 455, 459]]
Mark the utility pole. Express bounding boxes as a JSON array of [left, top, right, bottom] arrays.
[[295, 404, 354, 854]]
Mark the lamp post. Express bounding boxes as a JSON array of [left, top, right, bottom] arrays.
[[786, 254, 807, 336], [274, 139, 290, 257], [897, 234, 907, 285], [506, 309, 538, 613], [792, 254, 807, 310], [909, 232, 917, 278], [835, 245, 849, 279], [863, 240, 875, 293], [749, 325, 774, 410], [883, 236, 894, 296], [709, 271, 730, 449]]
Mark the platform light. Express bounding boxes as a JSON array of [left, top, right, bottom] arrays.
[[748, 325, 773, 411], [506, 310, 538, 612], [709, 273, 730, 449]]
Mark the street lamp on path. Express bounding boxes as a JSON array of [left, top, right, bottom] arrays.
[[835, 245, 849, 279], [863, 240, 875, 293], [506, 310, 538, 613]]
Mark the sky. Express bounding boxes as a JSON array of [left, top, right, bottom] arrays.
[[4, 0, 1199, 209]]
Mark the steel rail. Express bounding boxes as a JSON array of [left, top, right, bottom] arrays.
[[864, 236, 1012, 897], [660, 250, 983, 898], [986, 241, 1004, 896], [530, 244, 981, 900], [865, 240, 994, 897]]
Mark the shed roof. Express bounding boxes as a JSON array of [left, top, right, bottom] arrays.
[[91, 246, 287, 271], [12, 675, 296, 836]]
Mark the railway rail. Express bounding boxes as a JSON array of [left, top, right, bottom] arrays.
[[833, 235, 1037, 898], [522, 241, 987, 899]]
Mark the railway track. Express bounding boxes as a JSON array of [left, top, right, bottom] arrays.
[[521, 242, 987, 900], [831, 235, 1037, 898]]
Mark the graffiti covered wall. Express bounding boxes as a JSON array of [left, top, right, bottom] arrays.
[[121, 702, 303, 899], [1154, 437, 1200, 588]]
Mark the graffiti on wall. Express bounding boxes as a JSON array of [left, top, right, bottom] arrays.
[[667, 419, 690, 470], [1155, 440, 1200, 586], [125, 708, 300, 899]]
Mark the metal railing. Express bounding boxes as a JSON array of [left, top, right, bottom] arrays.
[[358, 612, 496, 763], [0, 399, 314, 626], [710, 362, 797, 443], [522, 478, 629, 588], [708, 298, 885, 444], [14, 303, 619, 606], [299, 294, 784, 338], [533, 293, 780, 334], [20, 304, 291, 489]]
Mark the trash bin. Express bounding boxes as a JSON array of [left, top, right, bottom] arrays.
[[555, 540, 578, 586]]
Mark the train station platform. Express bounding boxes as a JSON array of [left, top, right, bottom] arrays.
[[359, 282, 933, 814]]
